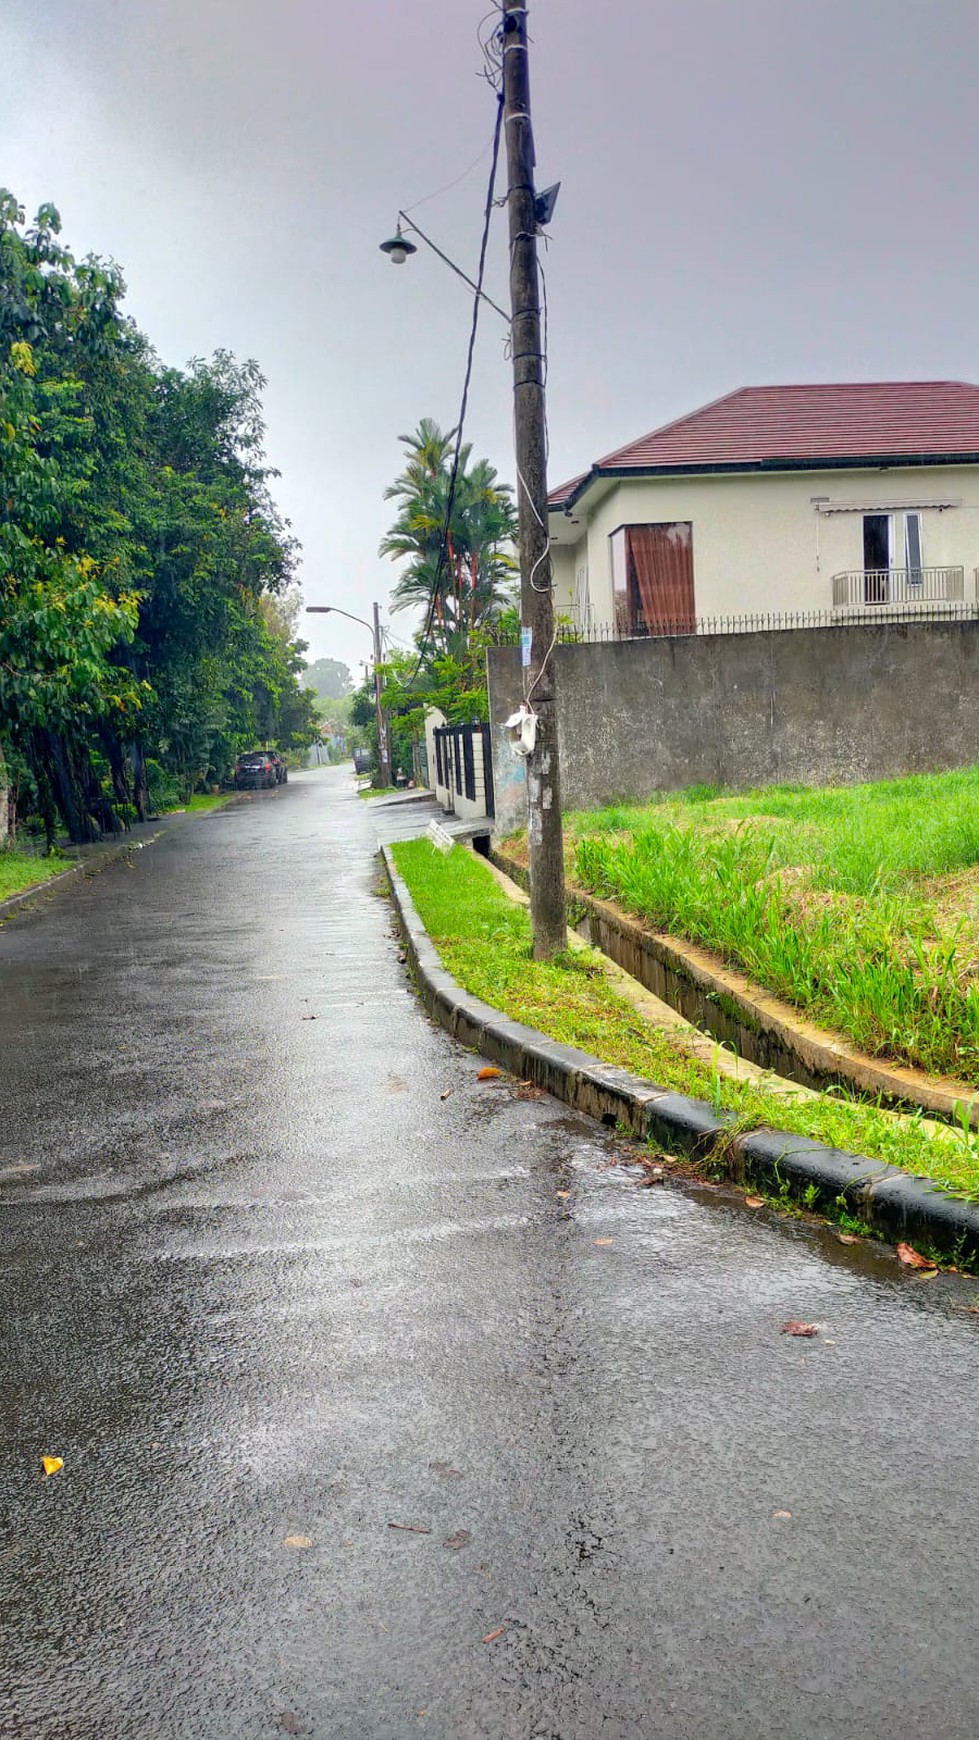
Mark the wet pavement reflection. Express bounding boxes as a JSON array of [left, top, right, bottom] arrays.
[[2, 767, 979, 1738]]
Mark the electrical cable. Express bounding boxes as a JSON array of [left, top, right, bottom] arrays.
[[402, 133, 496, 217], [398, 86, 506, 690], [477, 6, 505, 88]]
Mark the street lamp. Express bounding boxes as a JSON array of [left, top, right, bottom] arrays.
[[379, 210, 509, 323], [305, 603, 392, 788], [378, 224, 417, 267]]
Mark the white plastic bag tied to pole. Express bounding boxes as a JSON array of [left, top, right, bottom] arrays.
[[504, 704, 538, 759]]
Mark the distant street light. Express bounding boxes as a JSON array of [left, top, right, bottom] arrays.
[[305, 603, 392, 787]]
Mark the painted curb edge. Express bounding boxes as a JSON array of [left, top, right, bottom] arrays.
[[382, 845, 979, 1265]]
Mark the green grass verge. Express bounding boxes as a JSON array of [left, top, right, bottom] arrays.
[[185, 793, 237, 812], [0, 849, 73, 901], [392, 837, 979, 1198], [568, 767, 979, 1084]]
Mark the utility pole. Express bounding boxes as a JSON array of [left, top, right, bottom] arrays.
[[372, 600, 393, 788], [501, 0, 566, 958]]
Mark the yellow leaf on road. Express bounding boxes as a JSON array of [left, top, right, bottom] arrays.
[[42, 1457, 63, 1477]]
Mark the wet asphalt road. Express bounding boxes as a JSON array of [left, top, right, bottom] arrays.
[[3, 767, 979, 1739]]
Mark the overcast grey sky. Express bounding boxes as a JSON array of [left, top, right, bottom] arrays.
[[3, 0, 978, 670]]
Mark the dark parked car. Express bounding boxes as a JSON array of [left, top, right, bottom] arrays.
[[234, 751, 278, 790]]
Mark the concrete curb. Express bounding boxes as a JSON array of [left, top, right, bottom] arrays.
[[383, 845, 979, 1266]]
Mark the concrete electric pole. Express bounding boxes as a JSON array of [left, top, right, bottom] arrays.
[[501, 0, 567, 957]]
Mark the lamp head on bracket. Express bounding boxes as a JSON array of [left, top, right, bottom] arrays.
[[379, 225, 418, 266]]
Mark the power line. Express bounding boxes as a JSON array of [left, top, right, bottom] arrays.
[[399, 85, 506, 689]]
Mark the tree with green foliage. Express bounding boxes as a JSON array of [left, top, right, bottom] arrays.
[[302, 657, 353, 705], [0, 190, 317, 843], [379, 418, 517, 668]]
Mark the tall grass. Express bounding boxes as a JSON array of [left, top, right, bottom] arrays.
[[392, 838, 979, 1197], [570, 768, 979, 1083]]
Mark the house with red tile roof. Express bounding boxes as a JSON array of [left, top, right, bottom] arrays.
[[548, 384, 979, 634]]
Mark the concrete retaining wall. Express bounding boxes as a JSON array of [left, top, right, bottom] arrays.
[[487, 619, 979, 829]]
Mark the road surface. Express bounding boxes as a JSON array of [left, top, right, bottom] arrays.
[[2, 767, 979, 1738]]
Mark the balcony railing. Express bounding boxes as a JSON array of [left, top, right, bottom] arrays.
[[832, 566, 966, 607]]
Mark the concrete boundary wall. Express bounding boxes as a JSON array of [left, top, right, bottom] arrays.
[[487, 619, 979, 829]]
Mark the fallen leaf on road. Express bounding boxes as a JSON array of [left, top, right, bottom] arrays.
[[896, 1241, 938, 1272], [41, 1456, 63, 1477], [477, 1066, 503, 1081], [555, 1190, 571, 1199], [440, 1089, 453, 1101], [772, 1509, 793, 1521], [443, 1529, 471, 1550], [745, 1196, 765, 1209], [781, 1321, 818, 1337], [277, 1715, 304, 1735], [300, 1014, 317, 1021], [837, 1233, 859, 1245], [482, 1627, 506, 1643], [429, 1460, 463, 1479], [283, 1535, 313, 1549], [388, 1522, 431, 1534], [593, 1237, 614, 1247]]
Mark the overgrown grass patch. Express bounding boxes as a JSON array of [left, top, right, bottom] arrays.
[[0, 848, 72, 901], [391, 839, 979, 1197], [567, 767, 979, 1083]]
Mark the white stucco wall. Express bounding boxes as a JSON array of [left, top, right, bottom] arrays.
[[549, 466, 979, 629], [424, 707, 450, 808]]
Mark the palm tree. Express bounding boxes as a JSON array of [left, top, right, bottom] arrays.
[[379, 420, 518, 661]]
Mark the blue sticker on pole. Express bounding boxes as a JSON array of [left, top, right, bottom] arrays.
[[521, 627, 532, 668]]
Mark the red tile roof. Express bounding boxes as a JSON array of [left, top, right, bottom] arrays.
[[549, 382, 979, 510], [547, 471, 587, 508]]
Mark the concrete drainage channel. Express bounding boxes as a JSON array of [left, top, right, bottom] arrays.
[[383, 846, 979, 1268], [490, 846, 979, 1132]]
